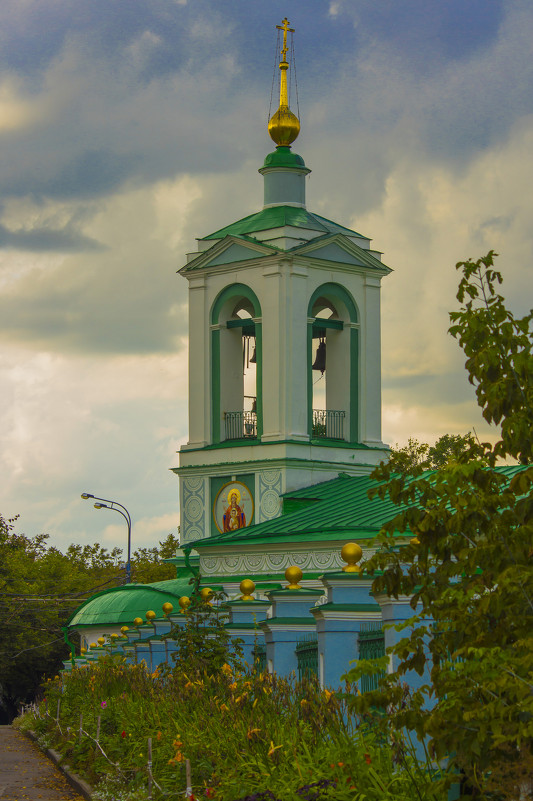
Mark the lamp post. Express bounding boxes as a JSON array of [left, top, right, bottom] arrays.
[[81, 493, 132, 584]]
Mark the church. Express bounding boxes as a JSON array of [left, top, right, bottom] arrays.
[[67, 20, 421, 678]]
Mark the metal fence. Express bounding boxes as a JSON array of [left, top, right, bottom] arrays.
[[358, 621, 385, 693], [224, 411, 257, 440], [312, 409, 345, 440], [295, 635, 319, 681]]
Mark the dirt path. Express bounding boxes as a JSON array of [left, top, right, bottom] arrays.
[[0, 726, 85, 801]]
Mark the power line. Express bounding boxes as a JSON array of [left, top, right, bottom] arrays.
[[0, 637, 65, 658], [0, 574, 124, 599]]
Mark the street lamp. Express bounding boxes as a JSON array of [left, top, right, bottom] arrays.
[[80, 493, 132, 584]]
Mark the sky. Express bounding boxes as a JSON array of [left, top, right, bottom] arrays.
[[1, 0, 532, 555]]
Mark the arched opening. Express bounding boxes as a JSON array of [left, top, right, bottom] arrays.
[[307, 284, 359, 442], [211, 285, 262, 443]]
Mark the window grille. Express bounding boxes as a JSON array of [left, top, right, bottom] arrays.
[[358, 621, 385, 693], [295, 635, 318, 681]]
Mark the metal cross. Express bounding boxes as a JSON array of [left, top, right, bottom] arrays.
[[276, 17, 294, 62]]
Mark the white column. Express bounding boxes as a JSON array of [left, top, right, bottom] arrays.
[[362, 275, 383, 446], [187, 276, 209, 447]]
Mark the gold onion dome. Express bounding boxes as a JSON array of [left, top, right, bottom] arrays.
[[145, 610, 156, 622], [162, 602, 173, 616], [268, 18, 300, 148]]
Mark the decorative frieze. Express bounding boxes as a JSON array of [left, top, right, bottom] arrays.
[[199, 547, 373, 577]]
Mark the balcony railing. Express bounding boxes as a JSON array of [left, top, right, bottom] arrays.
[[224, 411, 257, 440], [312, 409, 345, 440]]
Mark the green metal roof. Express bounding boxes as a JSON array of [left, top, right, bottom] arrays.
[[193, 465, 526, 549], [67, 577, 194, 628], [200, 206, 368, 242]]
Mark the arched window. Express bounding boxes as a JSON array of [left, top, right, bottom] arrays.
[[211, 284, 262, 443], [307, 283, 359, 442]]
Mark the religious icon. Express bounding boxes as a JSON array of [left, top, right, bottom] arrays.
[[213, 481, 254, 534]]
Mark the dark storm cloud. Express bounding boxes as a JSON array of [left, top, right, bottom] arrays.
[[0, 221, 105, 252]]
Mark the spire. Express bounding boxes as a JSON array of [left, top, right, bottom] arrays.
[[268, 18, 300, 147]]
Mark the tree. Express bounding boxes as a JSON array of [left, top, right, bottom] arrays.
[[388, 433, 476, 474], [346, 253, 533, 799], [0, 519, 180, 720], [169, 576, 244, 676]]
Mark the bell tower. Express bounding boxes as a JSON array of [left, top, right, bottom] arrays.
[[174, 19, 391, 545]]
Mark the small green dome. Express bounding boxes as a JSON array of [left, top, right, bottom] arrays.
[[67, 579, 193, 628], [263, 146, 306, 170]]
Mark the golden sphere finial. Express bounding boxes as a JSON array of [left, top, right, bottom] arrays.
[[90, 642, 97, 649], [110, 633, 119, 641], [120, 626, 129, 635], [162, 602, 173, 616], [80, 647, 87, 655], [146, 610, 156, 622], [285, 565, 303, 589], [133, 617, 143, 627], [268, 107, 300, 147], [341, 542, 363, 573], [97, 637, 105, 646], [240, 578, 255, 601], [200, 587, 213, 604], [178, 596, 191, 613]]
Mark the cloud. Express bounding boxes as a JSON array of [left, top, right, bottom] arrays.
[[0, 175, 203, 353], [0, 221, 105, 252]]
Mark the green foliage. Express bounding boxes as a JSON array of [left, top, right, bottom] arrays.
[[0, 518, 178, 718], [388, 433, 476, 474], [169, 578, 245, 676], [18, 661, 448, 800], [345, 253, 533, 799]]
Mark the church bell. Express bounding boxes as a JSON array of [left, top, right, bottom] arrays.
[[312, 339, 326, 374]]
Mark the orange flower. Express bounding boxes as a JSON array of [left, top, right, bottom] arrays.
[[267, 741, 282, 758]]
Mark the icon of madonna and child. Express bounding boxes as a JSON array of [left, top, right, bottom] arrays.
[[213, 482, 254, 533]]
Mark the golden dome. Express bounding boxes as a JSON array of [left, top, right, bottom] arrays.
[[145, 610, 156, 621], [162, 602, 173, 616], [97, 637, 105, 646], [90, 642, 97, 649], [110, 633, 119, 641], [268, 106, 300, 147], [240, 578, 256, 601], [285, 565, 303, 589], [178, 595, 191, 612], [120, 625, 129, 635], [133, 617, 143, 627], [80, 647, 87, 655], [341, 542, 363, 573]]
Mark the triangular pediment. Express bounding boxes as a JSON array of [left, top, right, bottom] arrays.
[[180, 236, 278, 274], [291, 234, 391, 273]]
